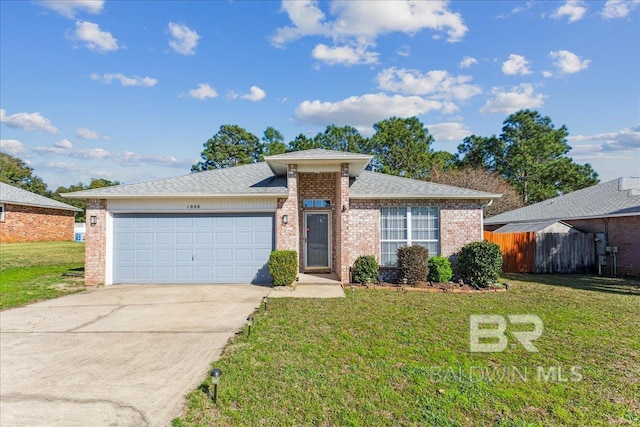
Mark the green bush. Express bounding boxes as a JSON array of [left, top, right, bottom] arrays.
[[268, 250, 298, 286], [427, 256, 453, 283], [456, 241, 502, 288], [397, 245, 429, 285], [353, 255, 379, 284]]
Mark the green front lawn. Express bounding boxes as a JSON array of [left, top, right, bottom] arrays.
[[175, 275, 640, 427], [0, 241, 85, 309]]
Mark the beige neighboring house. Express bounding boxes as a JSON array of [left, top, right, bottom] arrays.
[[63, 149, 501, 286], [0, 182, 81, 243]]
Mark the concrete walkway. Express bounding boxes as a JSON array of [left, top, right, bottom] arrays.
[[0, 285, 267, 427], [269, 272, 345, 299]]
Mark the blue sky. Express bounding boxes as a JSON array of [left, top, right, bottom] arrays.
[[1, 0, 638, 189]]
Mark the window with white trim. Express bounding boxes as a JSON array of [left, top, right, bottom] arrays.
[[0, 203, 4, 222], [380, 207, 439, 266]]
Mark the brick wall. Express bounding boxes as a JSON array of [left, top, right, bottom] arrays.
[[85, 199, 107, 286], [0, 204, 75, 243], [348, 199, 484, 271], [565, 216, 639, 277], [335, 164, 350, 283], [275, 165, 299, 253]]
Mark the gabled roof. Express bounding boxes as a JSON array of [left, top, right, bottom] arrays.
[[265, 149, 372, 177], [0, 182, 81, 211], [485, 178, 640, 225], [350, 171, 500, 199], [62, 162, 288, 199], [493, 221, 574, 233]]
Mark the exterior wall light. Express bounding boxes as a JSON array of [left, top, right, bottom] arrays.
[[342, 205, 348, 213], [90, 215, 97, 226], [282, 214, 289, 225], [210, 368, 222, 403]]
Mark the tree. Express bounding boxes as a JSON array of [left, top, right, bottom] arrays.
[[498, 110, 598, 203], [369, 116, 434, 179], [313, 124, 369, 153], [192, 125, 262, 171], [261, 126, 286, 158], [429, 150, 459, 174], [457, 135, 504, 170], [429, 166, 525, 217], [0, 153, 49, 195], [53, 178, 121, 222], [288, 133, 320, 152]]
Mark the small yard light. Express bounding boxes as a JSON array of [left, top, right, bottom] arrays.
[[350, 283, 355, 296], [282, 214, 289, 225], [210, 368, 222, 403], [89, 215, 97, 226], [246, 316, 253, 337], [262, 295, 268, 312]]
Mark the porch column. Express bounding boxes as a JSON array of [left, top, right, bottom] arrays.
[[275, 164, 299, 253], [336, 163, 350, 284]]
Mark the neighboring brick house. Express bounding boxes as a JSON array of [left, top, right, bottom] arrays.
[[485, 177, 640, 277], [64, 149, 500, 286], [0, 182, 81, 243]]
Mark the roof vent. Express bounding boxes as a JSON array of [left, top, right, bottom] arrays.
[[618, 177, 640, 197]]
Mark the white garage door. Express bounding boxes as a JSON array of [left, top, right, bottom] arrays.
[[113, 213, 273, 284]]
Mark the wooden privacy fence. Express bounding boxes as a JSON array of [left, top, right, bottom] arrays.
[[484, 231, 535, 273], [484, 231, 595, 273]]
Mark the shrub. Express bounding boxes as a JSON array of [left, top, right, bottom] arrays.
[[268, 250, 298, 286], [353, 255, 379, 284], [456, 241, 502, 288], [397, 245, 429, 285], [427, 256, 453, 283]]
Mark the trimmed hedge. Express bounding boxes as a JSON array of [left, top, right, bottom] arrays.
[[353, 255, 378, 284], [457, 241, 502, 288], [397, 245, 429, 285], [268, 250, 298, 286], [427, 256, 453, 283]]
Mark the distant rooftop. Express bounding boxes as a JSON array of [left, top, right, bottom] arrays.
[[0, 182, 81, 211]]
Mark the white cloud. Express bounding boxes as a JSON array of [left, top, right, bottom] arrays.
[[501, 54, 532, 75], [511, 1, 535, 14], [542, 70, 554, 78], [75, 127, 109, 140], [54, 139, 73, 149], [0, 109, 59, 134], [0, 139, 26, 155], [426, 122, 472, 142], [91, 73, 158, 87], [549, 50, 590, 75], [230, 86, 267, 102], [37, 0, 104, 18], [568, 125, 640, 158], [459, 56, 478, 69], [295, 93, 444, 132], [396, 45, 411, 57], [376, 67, 482, 102], [601, 0, 639, 19], [551, 0, 587, 23], [188, 83, 218, 100], [479, 84, 546, 114], [68, 21, 118, 53], [312, 43, 378, 66], [271, 1, 467, 66], [168, 22, 200, 55]]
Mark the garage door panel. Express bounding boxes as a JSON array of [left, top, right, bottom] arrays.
[[113, 213, 273, 284]]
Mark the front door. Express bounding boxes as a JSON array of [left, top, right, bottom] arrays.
[[304, 212, 330, 269]]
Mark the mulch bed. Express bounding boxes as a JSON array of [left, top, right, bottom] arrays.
[[346, 281, 507, 293]]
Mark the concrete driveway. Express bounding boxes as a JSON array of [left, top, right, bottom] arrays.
[[0, 285, 268, 426]]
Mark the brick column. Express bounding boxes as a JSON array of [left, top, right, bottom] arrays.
[[336, 164, 350, 284], [275, 165, 299, 256], [85, 199, 107, 286]]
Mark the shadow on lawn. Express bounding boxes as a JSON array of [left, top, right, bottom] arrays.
[[502, 273, 640, 297]]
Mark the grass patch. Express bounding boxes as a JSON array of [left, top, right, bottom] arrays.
[[0, 241, 85, 309], [175, 275, 640, 427]]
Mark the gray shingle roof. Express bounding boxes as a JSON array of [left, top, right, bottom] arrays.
[[0, 182, 81, 211], [265, 149, 373, 160], [350, 171, 500, 199], [485, 178, 640, 225], [62, 162, 288, 199], [265, 149, 373, 177]]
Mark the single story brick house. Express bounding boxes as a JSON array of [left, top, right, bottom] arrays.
[[0, 182, 81, 243], [64, 149, 500, 285], [485, 177, 640, 277]]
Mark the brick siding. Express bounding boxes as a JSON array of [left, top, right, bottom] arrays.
[[84, 199, 107, 286], [0, 204, 75, 243], [565, 216, 639, 277]]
